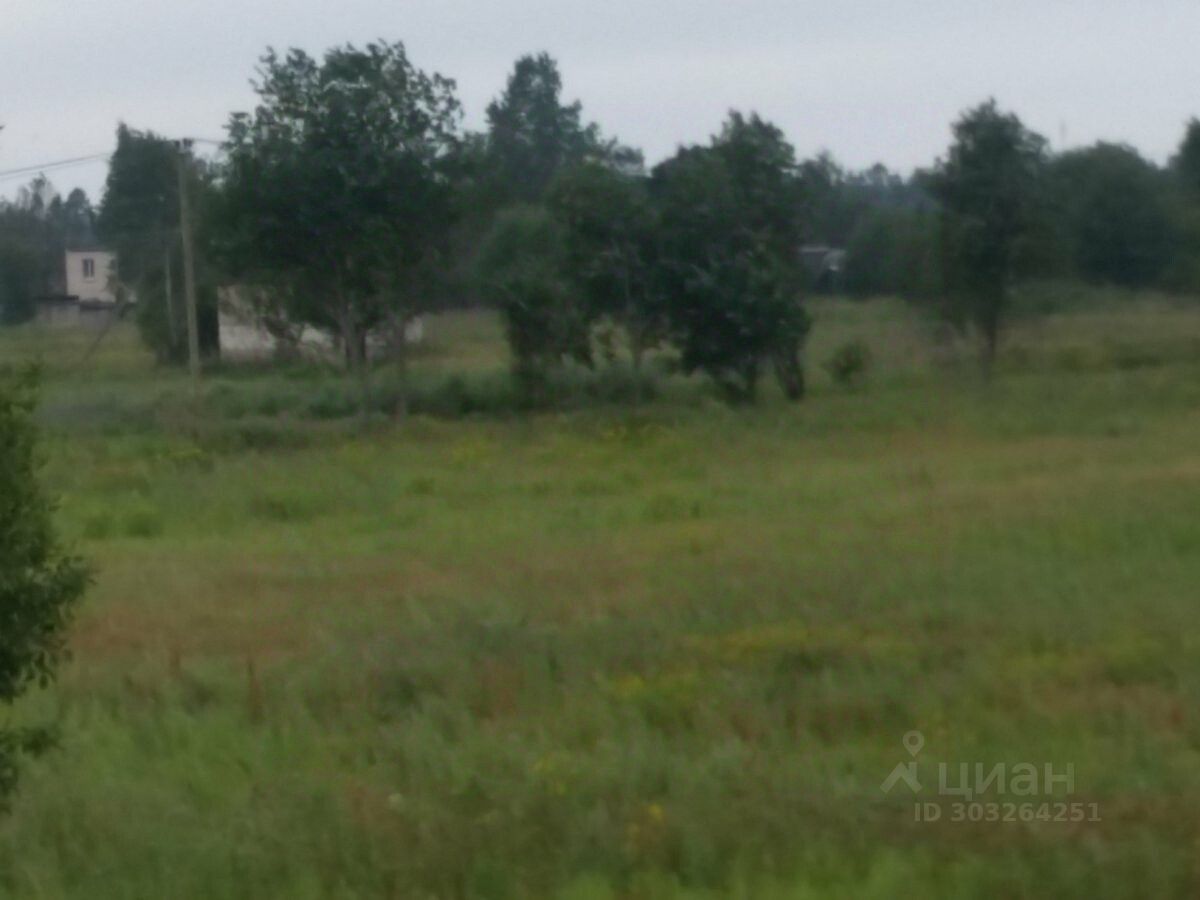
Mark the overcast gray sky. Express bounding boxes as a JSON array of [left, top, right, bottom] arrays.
[[2, 0, 1199, 202]]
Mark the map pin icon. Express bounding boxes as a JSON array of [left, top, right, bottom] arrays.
[[903, 731, 925, 758]]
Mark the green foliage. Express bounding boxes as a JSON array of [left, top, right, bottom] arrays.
[[133, 269, 219, 365], [927, 100, 1049, 369], [0, 181, 98, 326], [1049, 143, 1174, 287], [1174, 118, 1200, 196], [0, 370, 88, 807], [652, 113, 811, 403], [1168, 120, 1200, 293], [0, 221, 41, 325], [220, 40, 463, 413], [844, 207, 942, 300], [48, 188, 97, 253], [484, 53, 640, 207], [6, 299, 1200, 895], [97, 125, 179, 288], [546, 162, 664, 388], [823, 339, 873, 388], [477, 207, 591, 398], [97, 126, 223, 363], [798, 156, 933, 256]]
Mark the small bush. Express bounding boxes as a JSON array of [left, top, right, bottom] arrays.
[[123, 505, 164, 539], [247, 490, 326, 524], [193, 422, 316, 454], [306, 387, 358, 421], [404, 374, 522, 418], [81, 511, 116, 541], [824, 340, 873, 389]]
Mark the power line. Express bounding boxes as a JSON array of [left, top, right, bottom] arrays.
[[0, 139, 226, 190], [0, 138, 223, 176], [0, 152, 110, 183]]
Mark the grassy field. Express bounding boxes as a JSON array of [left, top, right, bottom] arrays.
[[2, 294, 1200, 898]]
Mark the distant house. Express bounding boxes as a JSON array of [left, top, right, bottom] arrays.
[[34, 249, 126, 329], [799, 244, 847, 293], [65, 249, 119, 306]]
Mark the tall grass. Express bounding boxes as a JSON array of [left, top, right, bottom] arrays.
[[1, 297, 1200, 897]]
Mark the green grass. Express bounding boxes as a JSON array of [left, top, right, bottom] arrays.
[[2, 298, 1200, 897]]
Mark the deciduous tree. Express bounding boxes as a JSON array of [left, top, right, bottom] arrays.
[[1174, 119, 1200, 196], [1049, 143, 1173, 287], [99, 126, 220, 362], [1169, 120, 1200, 292], [0, 211, 42, 325], [546, 162, 662, 400], [484, 54, 640, 207], [927, 100, 1047, 373], [477, 206, 590, 400], [652, 113, 810, 403], [221, 41, 462, 420]]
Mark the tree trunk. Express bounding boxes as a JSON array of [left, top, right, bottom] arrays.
[[393, 315, 409, 424], [772, 340, 806, 402], [979, 303, 1001, 381], [981, 331, 997, 380], [977, 279, 1010, 381], [630, 331, 645, 407], [355, 336, 371, 426], [339, 308, 371, 426]]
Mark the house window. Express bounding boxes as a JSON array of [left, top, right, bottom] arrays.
[[82, 258, 96, 280]]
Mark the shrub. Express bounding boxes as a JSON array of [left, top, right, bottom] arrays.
[[122, 505, 165, 539], [824, 340, 873, 389], [0, 370, 89, 806], [477, 207, 593, 401]]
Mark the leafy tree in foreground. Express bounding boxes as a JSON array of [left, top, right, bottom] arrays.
[[477, 206, 590, 400], [0, 371, 88, 807], [221, 41, 462, 419], [652, 113, 810, 403], [927, 100, 1048, 374], [546, 162, 663, 400]]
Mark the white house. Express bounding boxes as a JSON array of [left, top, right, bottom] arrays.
[[217, 286, 425, 363], [33, 249, 124, 329], [65, 249, 119, 306]]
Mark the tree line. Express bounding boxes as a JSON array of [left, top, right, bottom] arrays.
[[4, 42, 1200, 410], [0, 181, 97, 325]]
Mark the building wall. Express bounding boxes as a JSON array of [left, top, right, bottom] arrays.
[[217, 286, 425, 362], [65, 250, 118, 304], [34, 300, 118, 330]]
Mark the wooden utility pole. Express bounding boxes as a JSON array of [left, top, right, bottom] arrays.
[[164, 244, 178, 348], [174, 139, 201, 390]]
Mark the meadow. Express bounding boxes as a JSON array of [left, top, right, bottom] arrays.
[[2, 292, 1200, 898]]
